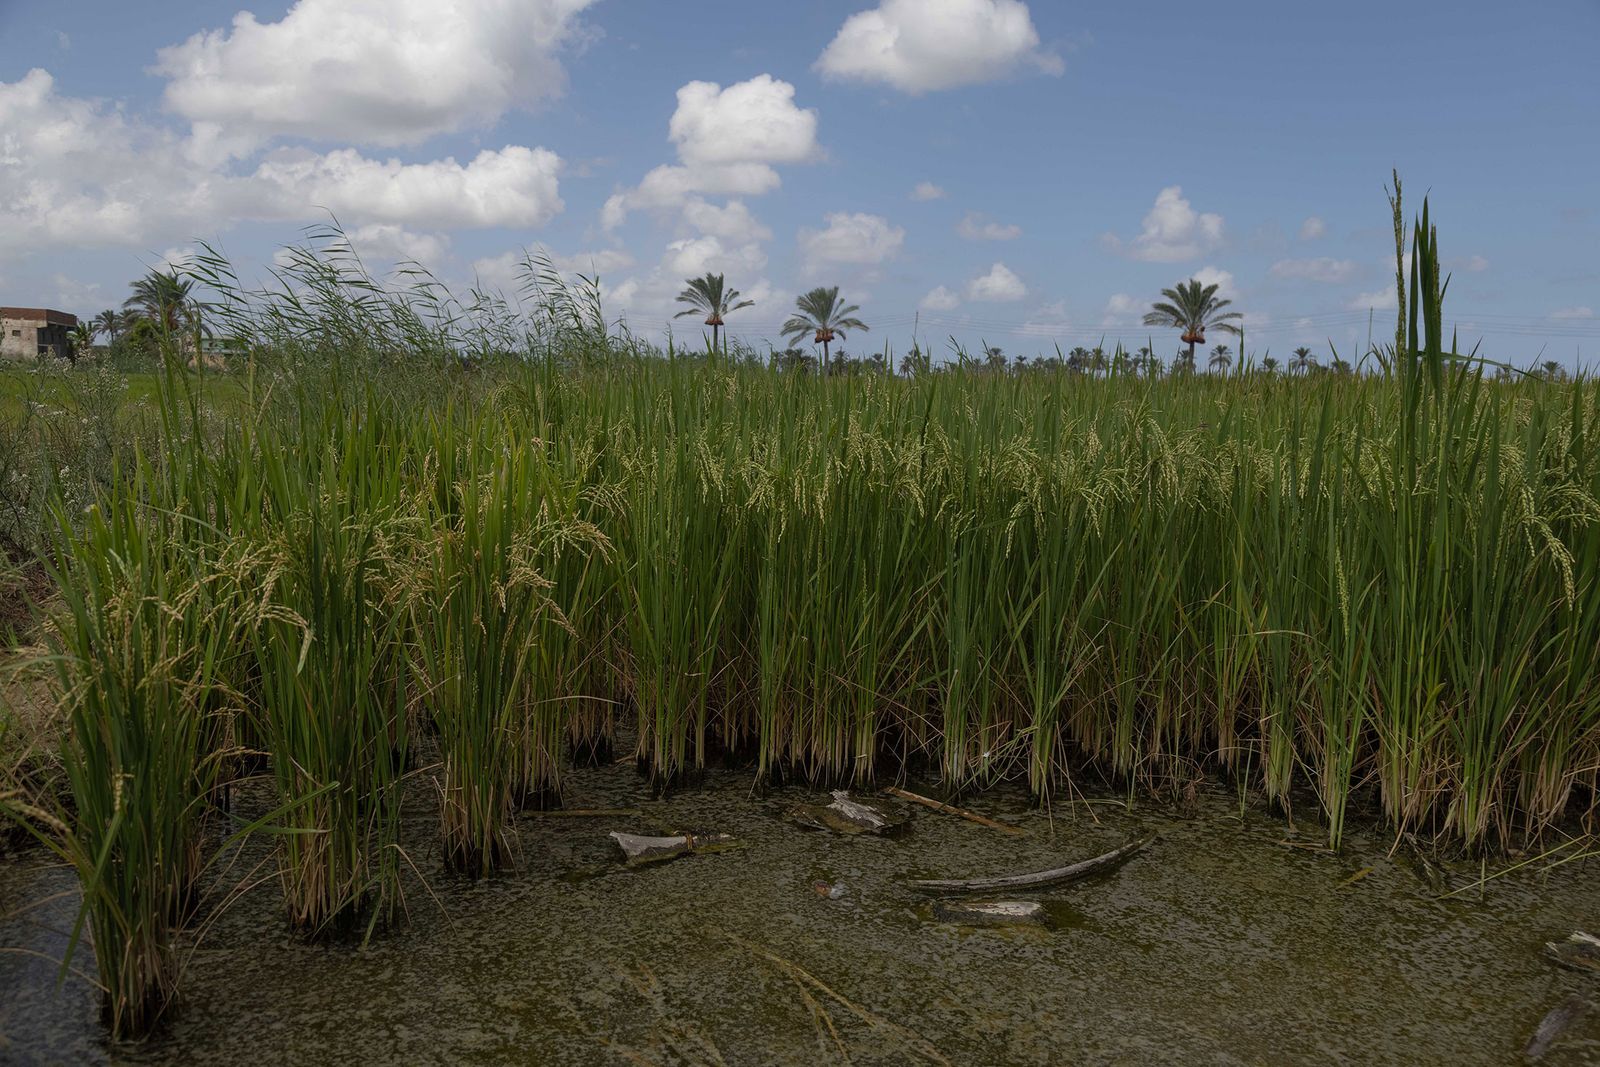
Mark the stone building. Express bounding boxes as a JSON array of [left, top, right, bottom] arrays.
[[1, 307, 78, 361]]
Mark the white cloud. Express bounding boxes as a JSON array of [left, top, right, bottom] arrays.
[[1298, 216, 1326, 240], [346, 224, 450, 264], [681, 198, 772, 242], [250, 145, 564, 229], [667, 75, 819, 170], [911, 181, 947, 201], [154, 246, 198, 272], [604, 239, 785, 338], [1102, 292, 1140, 326], [957, 212, 1022, 241], [467, 251, 545, 295], [0, 68, 212, 246], [41, 273, 105, 313], [662, 234, 767, 280], [816, 0, 1062, 94], [56, 31, 70, 51], [920, 286, 961, 311], [1240, 309, 1271, 332], [1552, 307, 1595, 320], [603, 75, 819, 230], [555, 249, 636, 275], [1191, 266, 1236, 298], [1349, 287, 1398, 311], [0, 68, 566, 253], [1458, 254, 1489, 272], [1269, 257, 1359, 284], [472, 246, 639, 299], [595, 76, 818, 332], [1103, 186, 1224, 262], [966, 262, 1026, 302], [1022, 299, 1070, 333], [798, 212, 905, 273], [155, 0, 597, 151], [601, 164, 780, 228]]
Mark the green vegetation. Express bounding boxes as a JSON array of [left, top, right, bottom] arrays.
[[2, 191, 1598, 1038], [674, 271, 754, 352], [1142, 278, 1244, 366], [782, 285, 869, 365]]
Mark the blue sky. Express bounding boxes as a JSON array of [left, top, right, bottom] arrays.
[[2, 0, 1598, 366]]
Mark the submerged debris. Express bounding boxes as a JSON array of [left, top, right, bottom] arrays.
[[1526, 994, 1589, 1060], [931, 900, 1047, 928], [1338, 866, 1375, 889], [791, 791, 908, 836], [812, 880, 848, 900], [909, 835, 1156, 895], [882, 786, 1025, 836], [609, 830, 738, 866], [722, 931, 953, 1066], [1545, 932, 1600, 975], [1404, 833, 1451, 893], [531, 808, 643, 818]]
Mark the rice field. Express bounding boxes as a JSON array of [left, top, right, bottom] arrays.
[[3, 207, 1599, 1039]]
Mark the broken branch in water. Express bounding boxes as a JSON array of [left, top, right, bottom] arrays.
[[907, 835, 1156, 894], [610, 831, 738, 866], [931, 900, 1047, 927], [882, 786, 1025, 836], [1526, 994, 1589, 1060], [1545, 932, 1600, 975], [791, 791, 907, 836]]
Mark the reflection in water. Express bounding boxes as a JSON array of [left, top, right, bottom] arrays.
[[2, 762, 1597, 1065]]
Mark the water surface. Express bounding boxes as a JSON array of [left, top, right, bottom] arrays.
[[2, 763, 1596, 1065]]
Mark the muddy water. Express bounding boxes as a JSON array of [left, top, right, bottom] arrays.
[[2, 762, 1597, 1066]]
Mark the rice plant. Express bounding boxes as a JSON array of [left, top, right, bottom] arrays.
[[10, 187, 1600, 1041], [12, 479, 235, 1037]]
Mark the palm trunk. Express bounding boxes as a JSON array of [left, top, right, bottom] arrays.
[[822, 339, 830, 371], [712, 323, 720, 352]]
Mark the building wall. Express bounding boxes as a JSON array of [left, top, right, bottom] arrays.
[[1, 310, 77, 361], [1, 315, 37, 361]]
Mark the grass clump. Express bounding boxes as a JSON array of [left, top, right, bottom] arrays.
[[11, 486, 235, 1037]]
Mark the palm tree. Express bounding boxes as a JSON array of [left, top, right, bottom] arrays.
[[67, 322, 98, 364], [93, 309, 123, 341], [1540, 360, 1565, 382], [124, 270, 194, 333], [1143, 279, 1244, 366], [984, 346, 1007, 372], [781, 287, 867, 368], [1290, 346, 1318, 374], [1208, 344, 1232, 374], [1066, 346, 1090, 374], [673, 272, 753, 352], [1262, 356, 1280, 374]]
